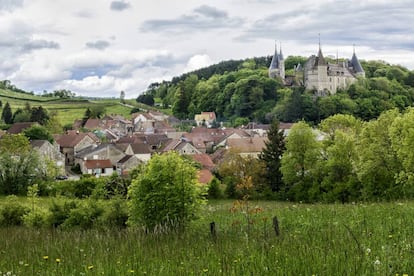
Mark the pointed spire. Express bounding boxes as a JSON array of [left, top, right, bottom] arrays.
[[269, 40, 279, 70], [351, 44, 364, 73], [316, 34, 326, 66]]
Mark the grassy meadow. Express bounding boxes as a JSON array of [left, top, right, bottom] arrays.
[[0, 89, 146, 126], [0, 199, 412, 275]]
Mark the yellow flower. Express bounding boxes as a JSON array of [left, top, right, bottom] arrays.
[[88, 265, 94, 270], [56, 258, 61, 264], [43, 256, 49, 260], [128, 269, 135, 273], [203, 268, 209, 272]]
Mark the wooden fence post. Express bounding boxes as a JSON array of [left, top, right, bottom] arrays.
[[273, 216, 280, 236]]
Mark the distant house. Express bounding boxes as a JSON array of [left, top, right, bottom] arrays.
[[55, 132, 99, 165], [30, 139, 65, 174], [7, 122, 38, 134], [116, 155, 141, 175], [162, 139, 201, 155], [226, 137, 267, 158], [194, 112, 216, 127], [75, 143, 126, 167], [191, 154, 215, 184], [83, 159, 113, 176], [124, 143, 153, 162]]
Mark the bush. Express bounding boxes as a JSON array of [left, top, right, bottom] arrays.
[[48, 200, 77, 228], [61, 200, 103, 229], [207, 177, 223, 199], [0, 196, 30, 226], [100, 197, 128, 228], [128, 152, 205, 232], [23, 209, 49, 228]]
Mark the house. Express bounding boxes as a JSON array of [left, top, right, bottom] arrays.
[[183, 127, 228, 153], [124, 143, 153, 162], [30, 140, 65, 174], [162, 139, 201, 155], [7, 122, 38, 134], [75, 143, 126, 167], [132, 112, 155, 133], [194, 112, 216, 127], [83, 159, 113, 176], [55, 132, 99, 165], [226, 137, 267, 158], [116, 155, 141, 175]]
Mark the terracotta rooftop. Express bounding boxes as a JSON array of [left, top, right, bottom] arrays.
[[84, 159, 112, 169], [198, 169, 213, 184], [56, 132, 97, 148], [227, 137, 267, 153], [7, 122, 37, 134], [192, 154, 215, 170]]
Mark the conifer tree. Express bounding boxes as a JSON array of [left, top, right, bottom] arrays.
[[1, 102, 13, 124], [259, 120, 286, 192]]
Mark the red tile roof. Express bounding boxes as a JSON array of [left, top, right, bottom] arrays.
[[7, 122, 37, 134], [198, 169, 213, 184], [84, 159, 112, 169], [192, 154, 215, 170]]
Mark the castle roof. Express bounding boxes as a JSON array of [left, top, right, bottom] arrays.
[[316, 47, 327, 66], [269, 43, 280, 70], [350, 52, 364, 73]]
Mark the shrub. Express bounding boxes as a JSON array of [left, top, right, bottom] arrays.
[[23, 209, 49, 228], [207, 177, 223, 199], [128, 152, 205, 232], [100, 197, 128, 228], [0, 196, 30, 226], [47, 200, 77, 228], [61, 200, 103, 229]]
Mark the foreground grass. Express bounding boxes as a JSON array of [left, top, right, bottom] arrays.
[[0, 200, 413, 275]]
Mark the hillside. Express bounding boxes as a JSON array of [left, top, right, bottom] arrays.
[[0, 87, 140, 126], [146, 56, 414, 125]]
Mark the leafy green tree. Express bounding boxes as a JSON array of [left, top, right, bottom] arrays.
[[30, 106, 49, 125], [0, 134, 43, 195], [45, 112, 63, 134], [389, 108, 414, 198], [128, 152, 205, 231], [1, 102, 12, 124], [259, 120, 285, 193], [356, 109, 401, 200], [23, 125, 54, 143], [281, 121, 320, 201]]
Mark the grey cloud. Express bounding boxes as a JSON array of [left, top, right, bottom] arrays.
[[23, 39, 60, 51], [140, 5, 243, 33], [110, 1, 131, 11], [236, 1, 414, 51], [194, 5, 228, 19], [0, 0, 23, 11], [85, 40, 111, 50]]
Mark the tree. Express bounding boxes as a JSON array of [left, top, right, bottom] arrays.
[[0, 134, 43, 195], [30, 106, 49, 125], [128, 152, 205, 231], [23, 125, 54, 143], [120, 91, 125, 104], [259, 120, 286, 193], [280, 121, 320, 201], [1, 102, 12, 124]]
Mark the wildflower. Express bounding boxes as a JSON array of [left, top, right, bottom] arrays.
[[43, 256, 49, 260], [56, 258, 61, 264], [366, 248, 371, 255], [374, 259, 381, 266], [128, 269, 135, 273], [203, 268, 209, 273], [88, 265, 94, 270]]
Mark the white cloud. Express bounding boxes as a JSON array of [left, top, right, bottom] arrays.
[[184, 54, 213, 73]]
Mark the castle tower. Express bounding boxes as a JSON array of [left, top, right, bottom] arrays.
[[316, 42, 328, 93], [268, 42, 285, 81], [350, 45, 365, 78]]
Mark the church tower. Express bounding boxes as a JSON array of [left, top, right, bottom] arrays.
[[269, 42, 285, 81], [350, 45, 365, 78]]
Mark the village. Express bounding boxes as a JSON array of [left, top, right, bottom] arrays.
[[5, 110, 292, 184]]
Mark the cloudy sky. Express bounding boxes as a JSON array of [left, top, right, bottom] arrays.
[[0, 0, 413, 98]]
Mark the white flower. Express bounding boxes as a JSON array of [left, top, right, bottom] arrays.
[[366, 248, 371, 254], [374, 259, 381, 265]]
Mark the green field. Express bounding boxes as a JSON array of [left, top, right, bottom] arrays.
[[0, 200, 412, 275], [0, 89, 146, 126]]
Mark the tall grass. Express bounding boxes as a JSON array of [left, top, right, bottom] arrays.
[[0, 200, 412, 275]]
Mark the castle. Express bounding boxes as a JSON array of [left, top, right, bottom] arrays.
[[269, 42, 365, 94]]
